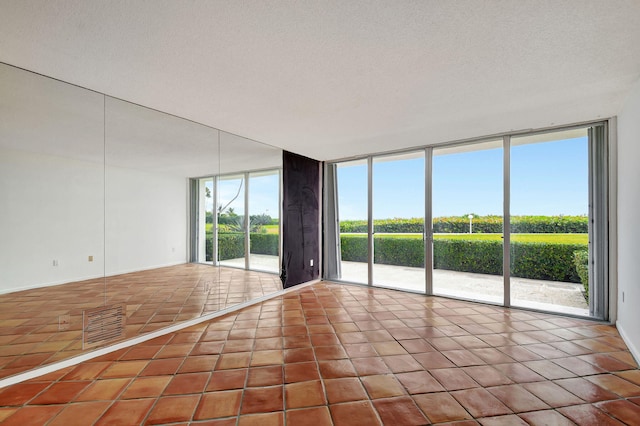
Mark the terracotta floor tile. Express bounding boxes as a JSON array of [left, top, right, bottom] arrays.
[[0, 381, 50, 406], [30, 381, 91, 405], [330, 401, 382, 426], [286, 406, 332, 426], [554, 377, 620, 402], [372, 341, 407, 356], [194, 390, 243, 420], [139, 357, 183, 376], [413, 392, 472, 423], [74, 378, 130, 401], [487, 384, 549, 413], [344, 342, 378, 358], [361, 374, 406, 399], [285, 380, 326, 408], [558, 404, 625, 425], [325, 377, 368, 403], [318, 359, 357, 379], [442, 349, 486, 367], [0, 408, 18, 423], [251, 349, 283, 366], [396, 370, 444, 394], [155, 343, 195, 359], [477, 414, 529, 425], [352, 357, 392, 376], [314, 345, 347, 360], [451, 388, 512, 418], [596, 398, 640, 424], [522, 359, 576, 380], [238, 411, 284, 426], [100, 360, 148, 378], [470, 347, 515, 364], [47, 401, 111, 426], [338, 332, 368, 344], [120, 345, 162, 361], [284, 361, 320, 383], [578, 354, 636, 372], [241, 385, 284, 413], [462, 366, 513, 387], [192, 341, 225, 356], [223, 339, 255, 353], [521, 380, 584, 408], [207, 368, 248, 391], [492, 362, 545, 383], [94, 398, 155, 426], [0, 405, 64, 426], [398, 338, 435, 354], [62, 362, 113, 381], [430, 368, 480, 391], [121, 376, 171, 399], [178, 355, 219, 373], [284, 347, 315, 363], [381, 354, 422, 373], [246, 365, 283, 387], [518, 410, 575, 426], [254, 337, 283, 351], [373, 396, 428, 425], [163, 371, 210, 395], [145, 394, 200, 424], [495, 345, 542, 362], [217, 352, 252, 370], [585, 373, 640, 397]]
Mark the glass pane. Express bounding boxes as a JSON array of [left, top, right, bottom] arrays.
[[336, 159, 368, 284], [432, 140, 503, 303], [197, 177, 215, 263], [218, 175, 246, 268], [372, 151, 425, 291], [249, 170, 280, 273], [511, 129, 589, 316]]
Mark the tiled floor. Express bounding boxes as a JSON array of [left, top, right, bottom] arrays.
[[1, 282, 639, 425], [0, 264, 282, 379]]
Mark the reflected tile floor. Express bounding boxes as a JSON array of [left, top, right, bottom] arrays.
[[1, 282, 639, 425], [0, 264, 282, 379]]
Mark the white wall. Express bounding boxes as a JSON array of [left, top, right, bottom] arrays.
[[616, 76, 640, 361], [105, 165, 187, 276], [0, 148, 105, 292], [0, 148, 188, 293]]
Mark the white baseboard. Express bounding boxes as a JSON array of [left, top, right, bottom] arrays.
[[616, 322, 640, 366]]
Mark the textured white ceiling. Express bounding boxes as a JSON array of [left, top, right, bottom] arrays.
[[1, 0, 640, 161]]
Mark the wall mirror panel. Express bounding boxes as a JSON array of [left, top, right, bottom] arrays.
[[0, 63, 284, 382]]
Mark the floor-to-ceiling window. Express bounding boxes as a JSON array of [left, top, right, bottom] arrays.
[[372, 151, 425, 291], [324, 123, 609, 319], [248, 170, 280, 273], [431, 140, 503, 304]]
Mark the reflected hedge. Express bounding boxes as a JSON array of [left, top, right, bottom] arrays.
[[207, 232, 279, 261]]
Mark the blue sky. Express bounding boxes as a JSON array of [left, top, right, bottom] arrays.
[[337, 137, 589, 220]]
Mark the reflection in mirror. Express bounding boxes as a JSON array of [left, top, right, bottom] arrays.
[[0, 63, 105, 378], [0, 63, 284, 382]]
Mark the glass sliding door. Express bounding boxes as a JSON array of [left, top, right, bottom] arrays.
[[248, 170, 280, 273], [432, 140, 504, 304], [195, 177, 215, 263], [218, 174, 246, 268], [372, 152, 425, 291], [510, 129, 590, 316], [332, 159, 369, 284]]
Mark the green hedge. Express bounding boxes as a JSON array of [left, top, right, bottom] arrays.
[[206, 232, 279, 261], [574, 249, 589, 299], [340, 235, 585, 283], [340, 215, 588, 234]]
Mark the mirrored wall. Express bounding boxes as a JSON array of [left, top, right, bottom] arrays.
[[0, 62, 283, 380]]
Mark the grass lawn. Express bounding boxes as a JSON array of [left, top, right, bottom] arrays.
[[342, 232, 588, 244]]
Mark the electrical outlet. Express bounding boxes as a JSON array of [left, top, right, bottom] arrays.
[[58, 314, 70, 331], [53, 260, 59, 267], [623, 291, 625, 303], [310, 259, 314, 267], [88, 255, 93, 262]]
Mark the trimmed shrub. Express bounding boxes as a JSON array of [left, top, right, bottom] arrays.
[[218, 233, 244, 260], [339, 215, 588, 234], [574, 249, 589, 300], [206, 232, 279, 260], [339, 234, 586, 283], [250, 233, 279, 256]]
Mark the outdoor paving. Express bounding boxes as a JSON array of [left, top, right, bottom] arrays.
[[339, 261, 589, 317]]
